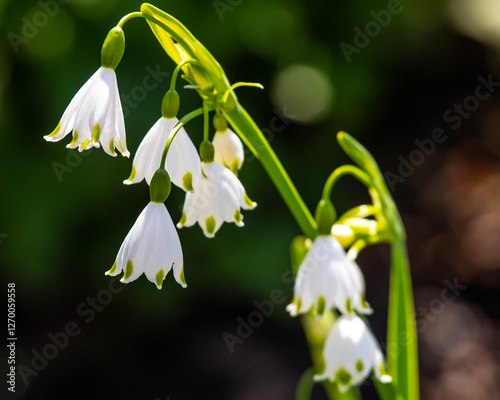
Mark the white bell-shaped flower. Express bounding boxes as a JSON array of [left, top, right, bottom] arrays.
[[213, 128, 244, 174], [314, 315, 392, 392], [44, 67, 129, 157], [177, 161, 256, 237], [287, 235, 372, 317], [124, 117, 201, 192], [106, 202, 185, 289]]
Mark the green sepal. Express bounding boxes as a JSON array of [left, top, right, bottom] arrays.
[[101, 26, 125, 70], [315, 199, 336, 235], [162, 90, 180, 119], [150, 169, 172, 204], [213, 113, 228, 132], [199, 141, 215, 163]]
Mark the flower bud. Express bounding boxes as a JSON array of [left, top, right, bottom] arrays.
[[150, 169, 172, 204], [162, 90, 180, 119], [199, 141, 215, 163], [101, 27, 125, 70], [213, 114, 228, 132], [315, 199, 337, 235]]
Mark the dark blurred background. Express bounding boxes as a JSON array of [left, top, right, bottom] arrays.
[[1, 0, 499, 399]]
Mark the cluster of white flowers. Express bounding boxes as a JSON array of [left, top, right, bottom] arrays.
[[288, 234, 391, 391], [45, 30, 256, 290], [45, 23, 391, 395]]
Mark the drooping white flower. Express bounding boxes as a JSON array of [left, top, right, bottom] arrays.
[[124, 117, 201, 192], [314, 315, 392, 392], [106, 202, 185, 289], [177, 161, 257, 237], [287, 235, 372, 317], [213, 127, 244, 174], [44, 67, 129, 157]]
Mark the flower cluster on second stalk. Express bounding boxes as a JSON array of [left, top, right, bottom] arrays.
[[43, 24, 256, 289], [288, 194, 392, 392]]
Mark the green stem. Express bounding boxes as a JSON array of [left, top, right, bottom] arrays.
[[387, 240, 419, 400], [170, 59, 200, 90], [160, 107, 206, 167], [117, 11, 144, 28], [224, 105, 318, 239], [203, 99, 210, 142], [322, 165, 372, 200]]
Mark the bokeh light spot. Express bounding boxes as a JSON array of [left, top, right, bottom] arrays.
[[271, 64, 334, 123]]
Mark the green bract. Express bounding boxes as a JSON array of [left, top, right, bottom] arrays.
[[162, 90, 180, 119], [149, 168, 171, 204], [101, 26, 125, 70], [315, 199, 337, 235], [213, 114, 228, 132], [199, 141, 215, 163]]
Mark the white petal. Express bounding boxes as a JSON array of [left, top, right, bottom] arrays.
[[124, 118, 173, 185], [166, 126, 201, 192], [213, 128, 245, 171]]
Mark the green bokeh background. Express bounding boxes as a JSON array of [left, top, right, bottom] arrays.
[[1, 1, 499, 399]]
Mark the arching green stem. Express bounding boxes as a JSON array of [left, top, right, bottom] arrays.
[[160, 107, 207, 167]]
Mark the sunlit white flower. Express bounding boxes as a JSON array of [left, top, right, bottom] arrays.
[[314, 315, 391, 392], [44, 67, 129, 157], [106, 202, 185, 289], [124, 117, 201, 192], [213, 127, 244, 174], [287, 235, 372, 317], [177, 161, 257, 237]]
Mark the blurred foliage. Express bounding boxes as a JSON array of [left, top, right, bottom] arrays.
[[1, 0, 499, 399]]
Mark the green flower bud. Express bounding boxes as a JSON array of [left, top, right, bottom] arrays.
[[101, 27, 125, 70], [213, 114, 228, 132], [150, 169, 172, 204], [161, 90, 180, 119], [315, 199, 337, 235], [199, 141, 215, 163]]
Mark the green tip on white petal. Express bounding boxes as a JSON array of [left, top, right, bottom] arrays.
[[316, 295, 326, 316], [234, 209, 243, 225], [92, 123, 101, 144], [178, 211, 187, 227], [123, 165, 137, 185], [182, 172, 194, 191], [45, 121, 61, 139], [346, 297, 353, 314], [205, 216, 216, 237], [244, 192, 257, 208], [106, 261, 118, 276], [155, 269, 165, 289], [69, 131, 79, 147], [335, 367, 353, 388], [356, 359, 364, 373], [121, 260, 134, 281], [179, 266, 187, 288], [295, 297, 302, 314], [108, 138, 117, 157]]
